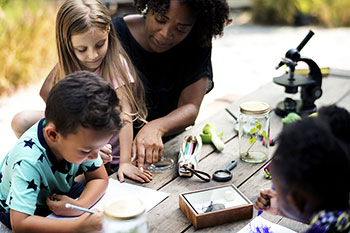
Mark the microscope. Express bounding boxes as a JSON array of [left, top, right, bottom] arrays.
[[273, 30, 323, 117]]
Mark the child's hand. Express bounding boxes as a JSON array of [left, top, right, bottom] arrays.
[[46, 194, 78, 216], [117, 162, 152, 183], [254, 188, 283, 216], [77, 209, 103, 233], [100, 144, 112, 164]]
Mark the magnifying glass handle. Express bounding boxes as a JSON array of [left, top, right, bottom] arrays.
[[225, 160, 237, 171]]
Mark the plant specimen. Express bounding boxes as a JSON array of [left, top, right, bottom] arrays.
[[246, 122, 268, 155]]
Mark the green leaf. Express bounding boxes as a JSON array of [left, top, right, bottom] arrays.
[[256, 122, 262, 130], [202, 123, 216, 134], [200, 133, 212, 144], [249, 135, 256, 145], [250, 127, 259, 134], [262, 131, 268, 141], [218, 131, 224, 139]]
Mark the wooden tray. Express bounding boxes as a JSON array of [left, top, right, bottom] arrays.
[[179, 184, 253, 229]]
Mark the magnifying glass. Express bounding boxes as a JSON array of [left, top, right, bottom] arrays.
[[212, 160, 237, 182]]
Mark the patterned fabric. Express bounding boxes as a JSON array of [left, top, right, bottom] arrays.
[[0, 119, 102, 217], [306, 209, 350, 233], [0, 182, 85, 229]]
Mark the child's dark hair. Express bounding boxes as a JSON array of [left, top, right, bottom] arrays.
[[318, 105, 350, 155], [271, 117, 350, 211], [135, 0, 232, 47], [45, 71, 122, 137]]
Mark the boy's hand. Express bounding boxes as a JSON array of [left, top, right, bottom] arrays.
[[117, 162, 152, 183], [77, 209, 103, 233], [254, 188, 283, 216], [46, 194, 78, 216], [99, 144, 112, 164]]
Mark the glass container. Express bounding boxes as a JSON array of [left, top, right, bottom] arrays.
[[103, 197, 148, 233], [239, 101, 270, 163]]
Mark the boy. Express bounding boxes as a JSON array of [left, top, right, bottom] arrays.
[[0, 71, 122, 232]]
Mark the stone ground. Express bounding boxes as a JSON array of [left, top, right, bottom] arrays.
[[1, 13, 350, 162]]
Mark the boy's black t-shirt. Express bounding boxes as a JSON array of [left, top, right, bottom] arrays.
[[112, 17, 213, 123]]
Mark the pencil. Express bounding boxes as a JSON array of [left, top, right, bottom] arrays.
[[65, 203, 96, 214]]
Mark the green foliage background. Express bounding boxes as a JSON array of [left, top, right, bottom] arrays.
[[252, 0, 350, 26], [0, 0, 348, 97], [0, 0, 57, 96]]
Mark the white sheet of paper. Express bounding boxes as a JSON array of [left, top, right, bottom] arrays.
[[238, 216, 297, 233], [47, 178, 169, 219]]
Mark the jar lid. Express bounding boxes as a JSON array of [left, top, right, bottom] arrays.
[[240, 101, 270, 115], [104, 197, 145, 220]]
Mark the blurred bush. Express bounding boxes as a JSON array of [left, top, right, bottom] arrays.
[[252, 0, 297, 25], [317, 0, 350, 27], [252, 0, 350, 26], [0, 0, 57, 97]]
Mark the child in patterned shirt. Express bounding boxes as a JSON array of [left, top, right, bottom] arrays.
[[254, 105, 350, 232], [0, 71, 122, 232]]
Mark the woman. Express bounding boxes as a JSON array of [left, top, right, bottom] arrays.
[[112, 0, 231, 169]]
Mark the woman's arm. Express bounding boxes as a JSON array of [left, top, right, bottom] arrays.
[[134, 77, 209, 168]]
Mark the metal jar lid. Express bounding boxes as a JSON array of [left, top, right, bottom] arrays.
[[104, 197, 145, 220], [240, 101, 270, 115]]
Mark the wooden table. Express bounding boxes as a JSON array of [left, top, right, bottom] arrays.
[[110, 70, 350, 232]]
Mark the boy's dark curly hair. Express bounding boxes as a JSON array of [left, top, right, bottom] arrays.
[[134, 0, 232, 47], [45, 71, 122, 137], [271, 117, 350, 211]]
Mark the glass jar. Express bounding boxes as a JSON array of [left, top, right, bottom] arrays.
[[239, 101, 270, 163], [103, 197, 148, 233]]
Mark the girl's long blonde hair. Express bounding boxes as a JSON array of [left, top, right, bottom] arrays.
[[54, 0, 147, 124]]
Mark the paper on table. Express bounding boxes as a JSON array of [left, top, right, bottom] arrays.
[[238, 216, 297, 233], [47, 178, 169, 219]]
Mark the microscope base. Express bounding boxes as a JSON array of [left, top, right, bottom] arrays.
[[275, 99, 317, 118]]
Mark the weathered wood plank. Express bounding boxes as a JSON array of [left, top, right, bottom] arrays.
[[110, 141, 221, 190], [316, 76, 350, 106], [146, 126, 282, 232], [184, 170, 280, 233], [110, 75, 349, 233], [120, 76, 350, 191], [146, 109, 283, 232], [277, 217, 309, 233], [185, 166, 308, 232], [329, 68, 350, 79]]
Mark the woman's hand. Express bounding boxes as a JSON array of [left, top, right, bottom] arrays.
[[117, 162, 152, 183], [132, 122, 164, 169]]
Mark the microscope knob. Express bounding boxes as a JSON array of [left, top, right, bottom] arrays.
[[312, 87, 323, 99]]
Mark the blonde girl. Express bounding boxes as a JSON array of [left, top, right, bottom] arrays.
[[11, 0, 152, 183]]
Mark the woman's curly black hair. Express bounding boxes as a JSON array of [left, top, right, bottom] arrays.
[[134, 0, 232, 47]]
